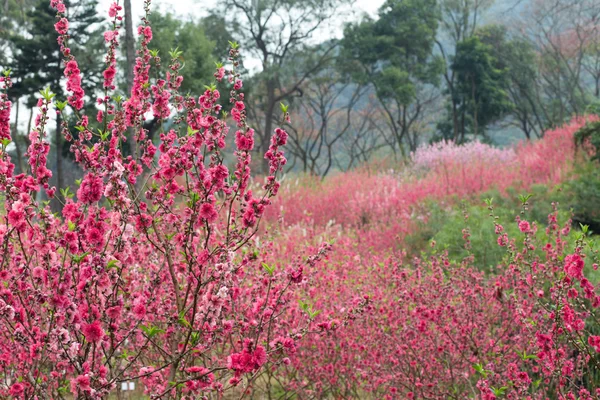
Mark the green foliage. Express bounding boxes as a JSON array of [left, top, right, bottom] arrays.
[[450, 35, 512, 138], [568, 162, 600, 234], [146, 12, 217, 96], [408, 185, 600, 277], [9, 0, 103, 104], [575, 120, 600, 163], [341, 0, 443, 105], [431, 203, 524, 271], [477, 25, 544, 139]]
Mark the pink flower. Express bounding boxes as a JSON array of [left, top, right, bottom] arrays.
[[51, 0, 67, 13], [0, 96, 11, 140], [54, 18, 69, 35], [235, 130, 254, 151], [133, 303, 146, 319], [135, 213, 153, 231], [589, 336, 600, 352], [518, 220, 531, 233], [199, 203, 218, 222], [564, 254, 585, 280], [214, 67, 225, 81], [103, 30, 116, 43], [227, 341, 268, 375], [82, 320, 104, 343], [9, 383, 24, 396], [77, 174, 104, 204], [184, 366, 214, 390], [274, 128, 288, 146], [108, 2, 121, 18]]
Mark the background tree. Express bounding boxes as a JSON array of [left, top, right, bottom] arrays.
[[477, 25, 545, 140], [222, 0, 352, 174], [147, 12, 217, 96], [341, 0, 443, 156], [284, 61, 367, 177], [446, 34, 512, 141], [436, 0, 495, 141], [9, 0, 103, 210], [518, 0, 599, 127]]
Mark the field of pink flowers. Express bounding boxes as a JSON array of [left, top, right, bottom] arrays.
[[257, 116, 600, 399], [1, 1, 600, 399]]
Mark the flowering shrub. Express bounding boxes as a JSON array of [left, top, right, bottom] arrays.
[[410, 140, 517, 172], [273, 202, 600, 399], [268, 117, 593, 236], [258, 120, 600, 398], [2, 1, 600, 399], [0, 1, 331, 398]]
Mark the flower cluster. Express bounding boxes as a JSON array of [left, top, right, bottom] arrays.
[[0, 1, 310, 398]]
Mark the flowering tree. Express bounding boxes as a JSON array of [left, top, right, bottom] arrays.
[[0, 0, 333, 398]]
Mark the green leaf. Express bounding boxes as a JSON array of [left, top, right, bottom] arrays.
[[106, 259, 119, 269], [72, 252, 89, 264], [67, 221, 76, 232], [1, 138, 11, 147], [518, 193, 533, 204], [61, 186, 74, 199], [178, 310, 191, 328], [473, 363, 489, 378], [190, 332, 200, 346], [169, 47, 183, 59], [40, 86, 55, 101], [55, 100, 68, 111], [262, 262, 275, 276], [280, 102, 289, 113], [203, 83, 217, 92], [187, 126, 199, 136], [140, 324, 165, 338]]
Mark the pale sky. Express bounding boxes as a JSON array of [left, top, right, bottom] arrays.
[[99, 0, 384, 21], [98, 0, 386, 71], [9, 0, 384, 131]]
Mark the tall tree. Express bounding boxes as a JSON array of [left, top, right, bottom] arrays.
[[477, 25, 544, 140], [222, 0, 351, 174], [518, 0, 599, 125], [123, 0, 135, 92], [9, 0, 103, 210], [147, 12, 217, 96], [284, 62, 367, 177], [436, 0, 495, 141], [342, 0, 443, 155], [448, 35, 512, 141]]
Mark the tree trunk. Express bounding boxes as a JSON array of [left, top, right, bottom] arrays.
[[124, 0, 135, 93], [472, 75, 478, 137], [12, 99, 26, 174], [451, 96, 459, 141], [262, 79, 276, 175], [124, 0, 137, 158], [53, 111, 63, 212]]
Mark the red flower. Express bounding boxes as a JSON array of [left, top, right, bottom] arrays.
[[82, 321, 104, 343], [200, 203, 218, 223], [54, 18, 69, 35], [564, 254, 585, 280]]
